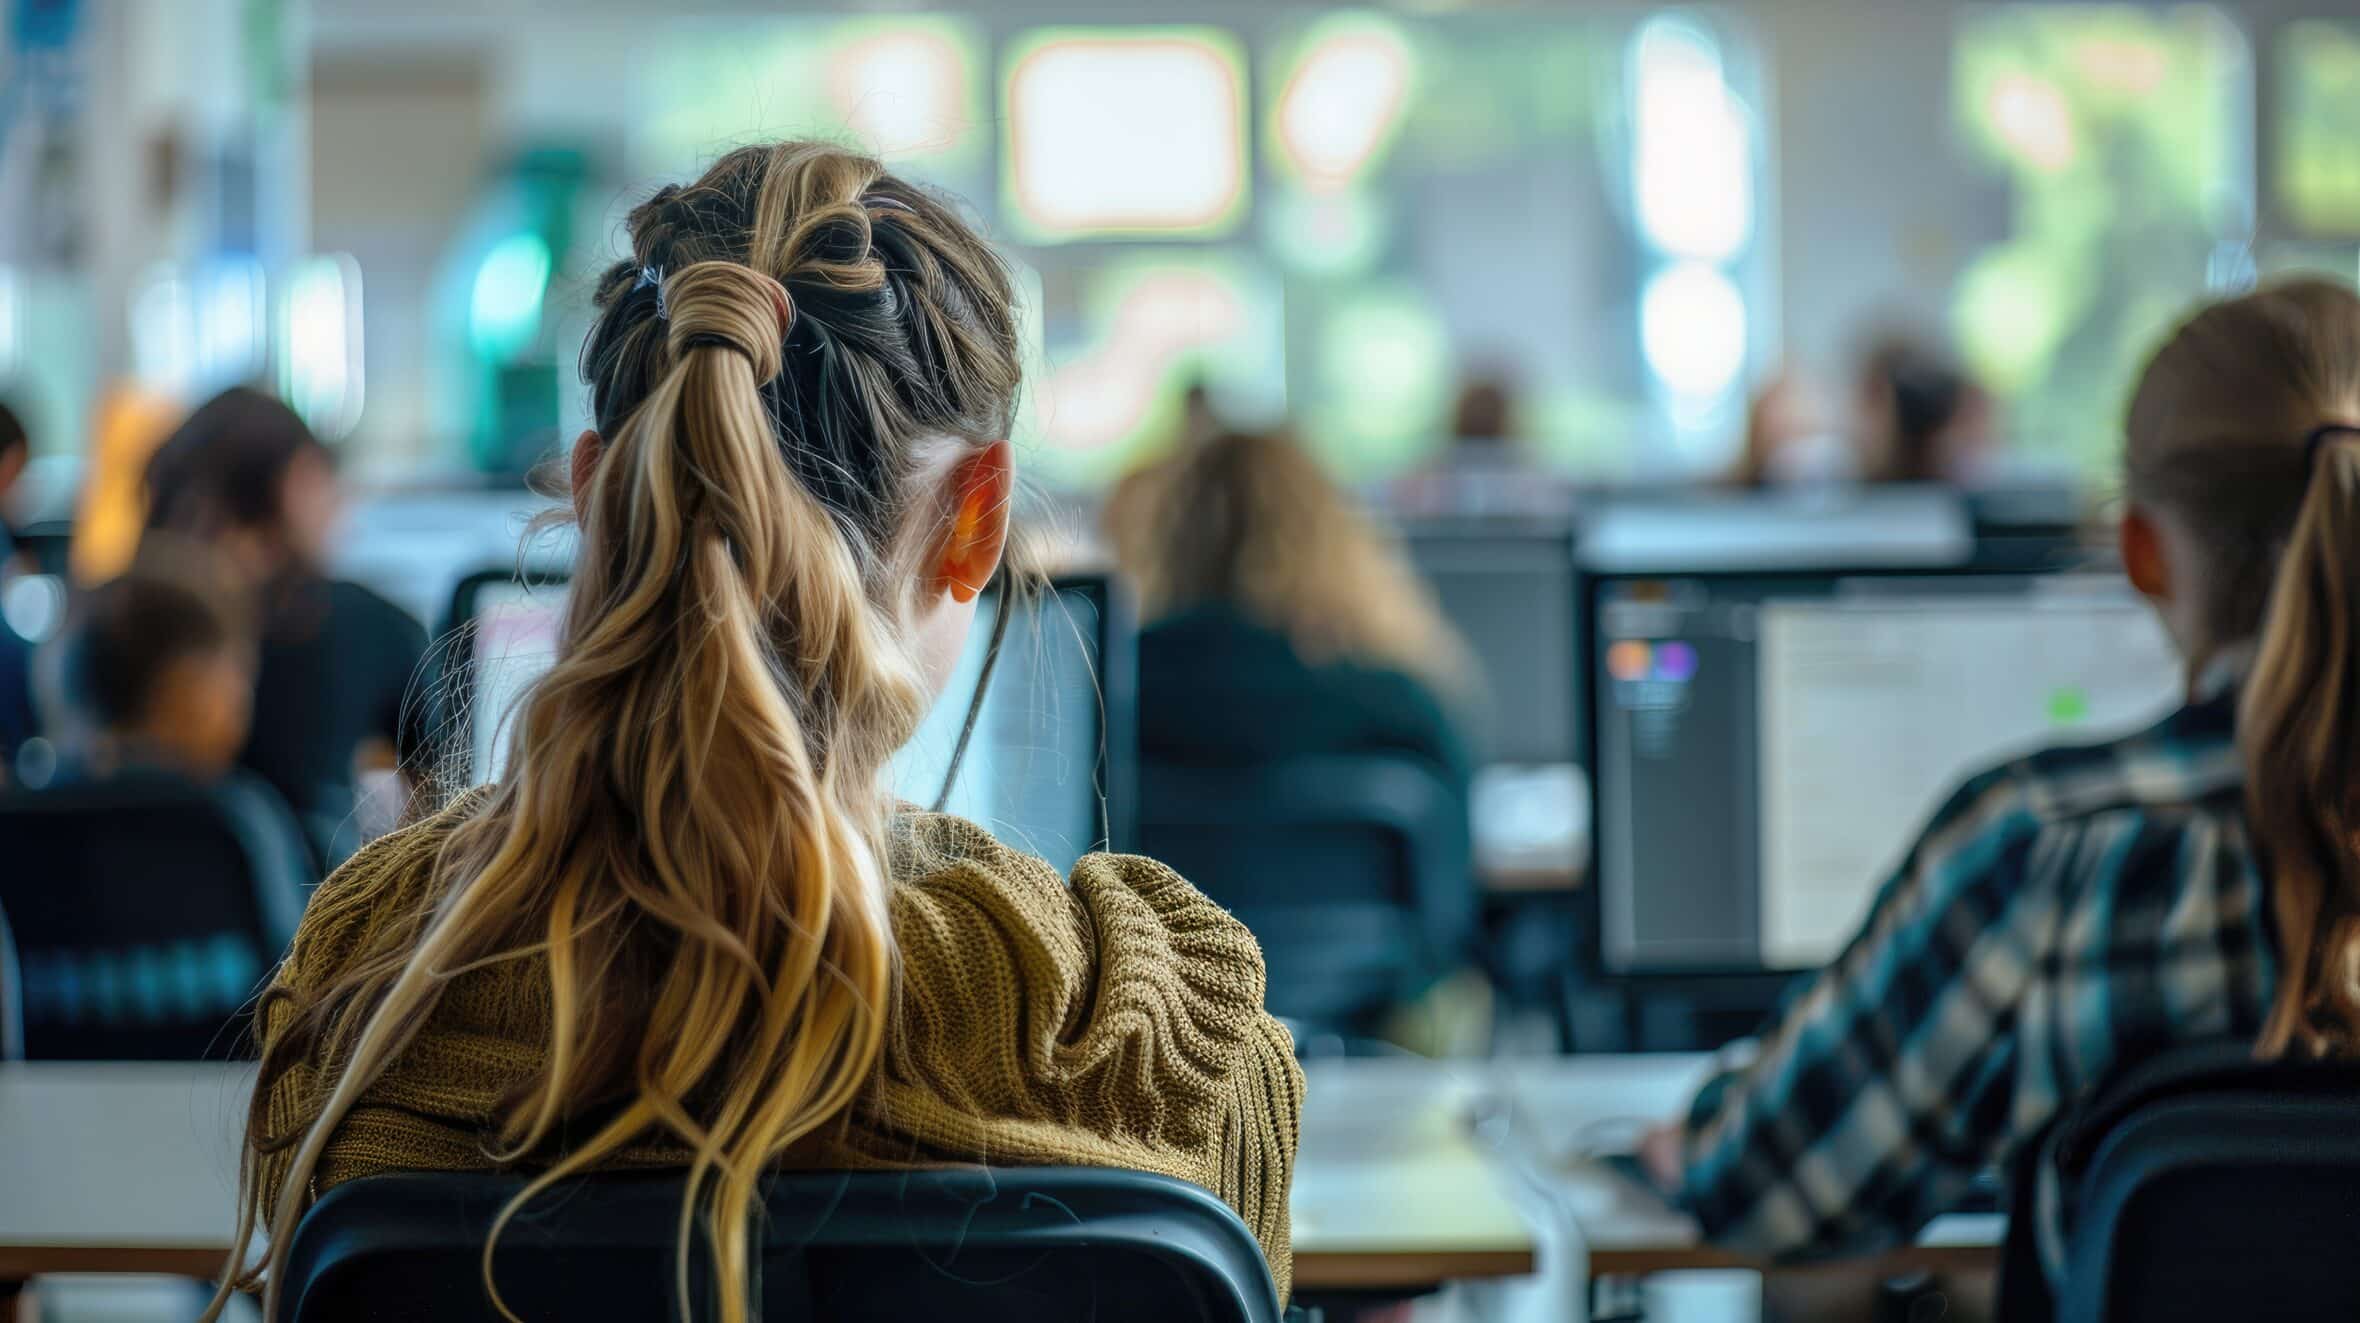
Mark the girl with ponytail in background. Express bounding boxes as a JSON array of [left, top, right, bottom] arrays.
[[204, 142, 1302, 1320], [1643, 277, 2360, 1259]]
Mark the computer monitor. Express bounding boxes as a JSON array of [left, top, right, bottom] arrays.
[[1584, 567, 2182, 976], [1403, 524, 1580, 766], [443, 569, 1135, 872]]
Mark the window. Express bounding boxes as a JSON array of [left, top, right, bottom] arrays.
[[1001, 28, 1250, 241], [1950, 5, 2252, 475], [2275, 19, 2360, 239]]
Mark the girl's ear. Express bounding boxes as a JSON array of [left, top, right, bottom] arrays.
[[932, 441, 1014, 603], [570, 431, 604, 515], [2119, 506, 2172, 603]]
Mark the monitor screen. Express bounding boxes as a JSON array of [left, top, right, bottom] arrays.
[[459, 577, 1125, 874], [1590, 571, 2181, 973], [1406, 529, 1578, 766]]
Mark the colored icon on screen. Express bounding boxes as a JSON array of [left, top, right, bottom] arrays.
[[1608, 639, 1652, 683], [2047, 685, 2090, 725], [1654, 640, 1698, 682]]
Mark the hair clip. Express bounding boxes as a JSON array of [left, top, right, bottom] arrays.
[[635, 264, 668, 320]]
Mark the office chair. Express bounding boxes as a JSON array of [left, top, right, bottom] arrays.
[[2001, 1040, 2360, 1323], [0, 772, 310, 1059], [1139, 754, 1475, 1037], [280, 1166, 1283, 1323], [0, 903, 22, 1060], [11, 519, 73, 577]]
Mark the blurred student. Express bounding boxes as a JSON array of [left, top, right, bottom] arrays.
[[0, 396, 27, 561], [1726, 373, 1846, 489], [1118, 432, 1485, 1053], [1117, 430, 1476, 791], [42, 553, 257, 784], [1853, 332, 1996, 484], [1643, 278, 2360, 1263], [208, 143, 1301, 1322], [141, 387, 427, 864], [0, 401, 30, 771], [1097, 378, 1225, 553], [1390, 373, 1569, 518]]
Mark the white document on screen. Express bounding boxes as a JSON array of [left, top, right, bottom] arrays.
[[1756, 592, 2181, 968]]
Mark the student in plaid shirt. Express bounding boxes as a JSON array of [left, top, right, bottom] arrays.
[[1642, 278, 2360, 1259]]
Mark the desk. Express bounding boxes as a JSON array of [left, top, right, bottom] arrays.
[[0, 1062, 253, 1283], [1292, 1059, 1539, 1291], [1491, 1054, 2005, 1277], [0, 1059, 1544, 1301]]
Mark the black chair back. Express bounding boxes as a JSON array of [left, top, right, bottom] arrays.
[[282, 1167, 1282, 1323], [0, 902, 22, 1060], [1139, 754, 1473, 1035], [2027, 1041, 2360, 1323], [0, 772, 309, 1058]]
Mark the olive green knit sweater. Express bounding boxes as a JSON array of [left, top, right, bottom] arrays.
[[254, 798, 1304, 1298]]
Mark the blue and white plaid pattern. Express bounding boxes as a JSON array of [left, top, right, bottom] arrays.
[[1676, 662, 2276, 1258]]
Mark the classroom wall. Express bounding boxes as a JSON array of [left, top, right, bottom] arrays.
[[1758, 0, 2001, 380]]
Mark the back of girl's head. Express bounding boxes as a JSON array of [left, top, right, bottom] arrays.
[[52, 550, 249, 733], [1857, 333, 1973, 484], [1118, 430, 1468, 695], [2121, 277, 2360, 1057], [143, 386, 326, 541], [581, 144, 1020, 551], [218, 142, 1024, 1323]]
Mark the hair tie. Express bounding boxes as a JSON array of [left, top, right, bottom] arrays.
[[2305, 423, 2360, 475], [635, 264, 668, 320]]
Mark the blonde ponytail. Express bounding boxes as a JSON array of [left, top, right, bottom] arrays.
[[210, 142, 1023, 1322], [2123, 277, 2360, 1059], [2246, 427, 2360, 1056]]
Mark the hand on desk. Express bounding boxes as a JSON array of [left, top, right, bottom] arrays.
[[1638, 1123, 1685, 1198]]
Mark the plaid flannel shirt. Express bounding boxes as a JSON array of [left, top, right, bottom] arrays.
[[1676, 658, 2276, 1258]]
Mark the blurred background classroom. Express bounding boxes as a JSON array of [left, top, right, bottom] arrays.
[[2, 0, 2358, 1320]]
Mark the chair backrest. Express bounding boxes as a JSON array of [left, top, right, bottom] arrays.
[[1139, 754, 1473, 1034], [2049, 1041, 2360, 1323], [0, 902, 23, 1061], [0, 772, 310, 1059], [282, 1166, 1282, 1323]]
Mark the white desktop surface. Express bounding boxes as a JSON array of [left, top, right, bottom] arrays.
[[0, 1055, 2000, 1290], [0, 1058, 1541, 1294], [0, 1062, 254, 1276]]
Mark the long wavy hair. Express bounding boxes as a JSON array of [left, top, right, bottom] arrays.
[[2122, 277, 2360, 1057], [207, 142, 1022, 1321], [1111, 430, 1470, 697]]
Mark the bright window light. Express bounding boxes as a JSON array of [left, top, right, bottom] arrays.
[[129, 266, 195, 396], [1273, 18, 1414, 194], [1004, 28, 1248, 240], [636, 19, 986, 176], [1631, 17, 1753, 262], [197, 258, 267, 387], [467, 233, 551, 361], [1640, 261, 1747, 398], [2277, 20, 2360, 235], [829, 26, 973, 159], [279, 254, 365, 440], [1985, 72, 2079, 173], [1040, 264, 1250, 453]]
